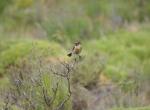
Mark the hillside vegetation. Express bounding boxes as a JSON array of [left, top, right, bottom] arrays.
[[0, 0, 150, 110]]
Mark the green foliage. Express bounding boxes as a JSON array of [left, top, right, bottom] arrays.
[[72, 55, 103, 87], [43, 16, 93, 42], [0, 0, 12, 14], [85, 29, 150, 86], [41, 73, 72, 110], [0, 39, 65, 75], [15, 0, 34, 9], [0, 0, 150, 109], [111, 106, 150, 110], [83, 0, 102, 17], [143, 59, 150, 80], [2, 0, 150, 42], [0, 63, 72, 110]]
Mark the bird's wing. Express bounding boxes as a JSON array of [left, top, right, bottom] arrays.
[[72, 45, 75, 51]]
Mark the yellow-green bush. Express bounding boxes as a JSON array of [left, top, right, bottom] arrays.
[[15, 0, 34, 9], [84, 29, 150, 84], [41, 73, 72, 110], [111, 106, 150, 110], [0, 39, 65, 75]]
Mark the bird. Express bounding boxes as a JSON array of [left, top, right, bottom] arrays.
[[67, 41, 82, 57]]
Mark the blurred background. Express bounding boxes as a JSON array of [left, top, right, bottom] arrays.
[[0, 0, 150, 110]]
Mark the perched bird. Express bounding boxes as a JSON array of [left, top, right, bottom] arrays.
[[67, 41, 82, 57]]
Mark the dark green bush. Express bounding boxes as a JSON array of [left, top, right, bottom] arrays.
[[0, 0, 12, 14]]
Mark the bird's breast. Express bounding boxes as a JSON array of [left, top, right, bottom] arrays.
[[74, 46, 82, 54]]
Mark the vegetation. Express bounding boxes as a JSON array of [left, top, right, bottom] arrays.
[[0, 0, 150, 110], [112, 106, 150, 110], [0, 39, 65, 75]]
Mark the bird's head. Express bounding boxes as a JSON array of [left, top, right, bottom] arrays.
[[75, 41, 81, 46]]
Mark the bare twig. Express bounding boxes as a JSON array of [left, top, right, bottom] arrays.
[[42, 87, 52, 107], [3, 92, 10, 110]]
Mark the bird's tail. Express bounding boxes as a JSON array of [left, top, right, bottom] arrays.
[[67, 52, 72, 57]]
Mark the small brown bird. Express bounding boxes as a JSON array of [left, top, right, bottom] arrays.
[[67, 41, 82, 57]]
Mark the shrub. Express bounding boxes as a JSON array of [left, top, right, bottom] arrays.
[[0, 54, 75, 110], [0, 0, 12, 14], [43, 16, 93, 42], [84, 30, 150, 95], [0, 39, 65, 75], [72, 55, 105, 87]]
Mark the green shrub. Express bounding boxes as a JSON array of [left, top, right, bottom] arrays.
[[0, 58, 72, 110], [43, 16, 93, 42], [0, 0, 12, 14], [84, 29, 150, 85], [72, 55, 104, 87], [111, 106, 150, 110], [41, 73, 72, 110], [0, 39, 65, 75]]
